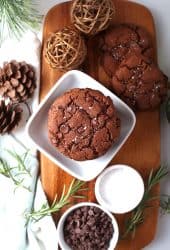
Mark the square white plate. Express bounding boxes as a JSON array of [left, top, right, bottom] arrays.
[[26, 70, 136, 181]]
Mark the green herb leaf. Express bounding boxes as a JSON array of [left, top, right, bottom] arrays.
[[160, 195, 170, 214], [122, 166, 169, 239], [25, 179, 87, 224], [0, 149, 32, 192], [5, 149, 32, 177]]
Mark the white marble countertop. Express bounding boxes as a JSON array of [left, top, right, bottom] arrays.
[[36, 1, 170, 249]]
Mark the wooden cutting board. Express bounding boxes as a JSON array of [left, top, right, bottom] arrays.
[[40, 1, 160, 249]]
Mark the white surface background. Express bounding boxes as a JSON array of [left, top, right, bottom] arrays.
[[35, 1, 170, 249]]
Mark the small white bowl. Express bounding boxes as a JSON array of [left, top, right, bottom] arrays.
[[26, 70, 136, 181], [57, 202, 119, 250], [95, 165, 145, 214]]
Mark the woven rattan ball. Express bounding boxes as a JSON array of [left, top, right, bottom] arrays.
[[45, 27, 87, 71], [71, 0, 115, 36]]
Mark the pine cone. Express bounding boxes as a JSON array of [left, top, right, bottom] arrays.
[[0, 98, 22, 134], [0, 61, 36, 103]]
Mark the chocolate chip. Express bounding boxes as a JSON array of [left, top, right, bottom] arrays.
[[92, 118, 98, 126], [75, 228, 81, 234], [63, 206, 114, 250], [51, 138, 58, 145], [88, 209, 94, 216], [67, 104, 76, 113], [57, 132, 63, 139], [60, 124, 69, 134], [77, 126, 85, 134], [86, 96, 94, 107]]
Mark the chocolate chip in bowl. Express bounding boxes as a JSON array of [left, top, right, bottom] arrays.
[[57, 202, 119, 250]]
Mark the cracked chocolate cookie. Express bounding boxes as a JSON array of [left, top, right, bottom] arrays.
[[48, 88, 120, 161], [112, 54, 168, 110], [100, 24, 154, 76]]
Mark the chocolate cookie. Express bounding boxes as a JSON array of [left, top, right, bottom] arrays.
[[101, 52, 118, 78], [100, 24, 154, 76], [112, 54, 168, 110], [48, 88, 120, 161]]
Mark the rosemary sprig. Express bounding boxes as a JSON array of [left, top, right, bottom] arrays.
[[0, 160, 31, 192], [0, 158, 14, 178], [123, 209, 144, 239], [160, 195, 170, 214], [0, 0, 42, 44], [145, 166, 169, 194], [0, 150, 31, 192], [25, 179, 87, 223], [122, 166, 169, 239], [6, 149, 32, 177]]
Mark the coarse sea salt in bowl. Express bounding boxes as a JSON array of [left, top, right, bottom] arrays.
[[95, 165, 145, 214]]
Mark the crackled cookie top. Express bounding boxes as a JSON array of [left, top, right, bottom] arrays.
[[100, 24, 154, 76], [112, 54, 168, 110], [48, 88, 120, 161]]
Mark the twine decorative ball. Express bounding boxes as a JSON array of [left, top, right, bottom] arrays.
[[45, 27, 87, 71], [71, 0, 115, 36]]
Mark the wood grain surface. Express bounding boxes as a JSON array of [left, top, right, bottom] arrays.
[[40, 1, 160, 249]]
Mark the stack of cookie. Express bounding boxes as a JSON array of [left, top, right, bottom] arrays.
[[100, 24, 168, 110]]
